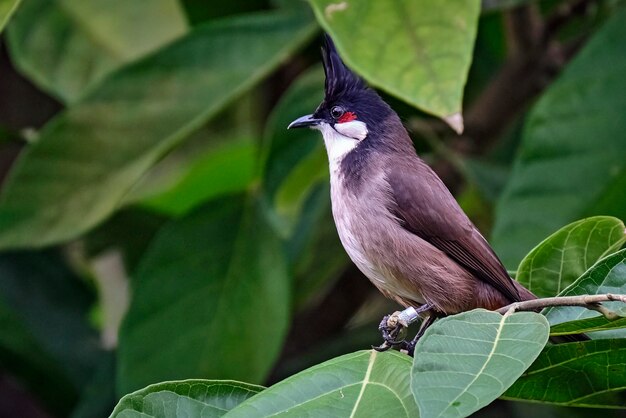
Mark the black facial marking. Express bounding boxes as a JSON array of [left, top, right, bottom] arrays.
[[315, 34, 394, 137]]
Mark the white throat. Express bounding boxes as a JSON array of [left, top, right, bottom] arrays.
[[317, 121, 368, 173]]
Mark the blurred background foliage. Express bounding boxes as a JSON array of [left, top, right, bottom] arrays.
[[0, 0, 625, 416]]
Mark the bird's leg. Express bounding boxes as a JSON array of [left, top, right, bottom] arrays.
[[403, 314, 437, 356], [374, 304, 433, 352]]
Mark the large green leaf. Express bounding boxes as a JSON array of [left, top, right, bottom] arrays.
[[492, 9, 626, 268], [0, 251, 103, 415], [261, 68, 348, 305], [261, 67, 327, 233], [6, 0, 187, 102], [0, 251, 101, 386], [0, 11, 316, 250], [516, 216, 626, 298], [0, 0, 20, 32], [181, 0, 267, 25], [504, 339, 626, 408], [226, 350, 418, 417], [308, 0, 480, 129], [543, 249, 626, 339], [71, 351, 116, 418], [117, 196, 289, 396], [0, 300, 77, 416], [110, 380, 264, 418], [130, 138, 257, 216], [549, 307, 626, 336], [288, 183, 348, 308], [411, 309, 549, 418]]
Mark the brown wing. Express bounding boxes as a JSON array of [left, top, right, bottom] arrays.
[[386, 159, 521, 303]]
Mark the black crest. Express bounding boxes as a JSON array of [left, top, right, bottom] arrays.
[[321, 34, 366, 102]]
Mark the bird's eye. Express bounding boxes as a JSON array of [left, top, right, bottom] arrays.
[[330, 106, 345, 119]]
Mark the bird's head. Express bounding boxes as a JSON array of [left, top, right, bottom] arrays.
[[288, 34, 397, 164]]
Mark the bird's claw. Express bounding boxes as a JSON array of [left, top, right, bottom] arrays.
[[376, 313, 407, 350]]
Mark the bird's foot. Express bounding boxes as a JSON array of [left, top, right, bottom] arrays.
[[374, 305, 437, 354], [373, 312, 408, 351]]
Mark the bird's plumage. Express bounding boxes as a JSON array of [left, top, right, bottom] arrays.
[[386, 160, 530, 305]]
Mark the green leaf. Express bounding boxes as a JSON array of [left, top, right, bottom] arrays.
[[226, 350, 418, 417], [543, 249, 626, 339], [492, 9, 626, 268], [261, 67, 327, 233], [6, 0, 188, 102], [260, 68, 348, 305], [110, 380, 264, 418], [0, 251, 101, 387], [308, 0, 480, 129], [0, 251, 104, 416], [0, 300, 77, 416], [0, 11, 316, 250], [84, 209, 168, 274], [181, 0, 267, 25], [503, 339, 626, 408], [288, 183, 348, 308], [516, 216, 626, 298], [117, 195, 290, 396], [549, 307, 626, 336], [411, 309, 549, 418], [0, 0, 20, 32], [131, 138, 257, 216], [71, 351, 116, 418]]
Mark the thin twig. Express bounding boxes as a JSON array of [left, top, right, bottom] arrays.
[[496, 293, 626, 315]]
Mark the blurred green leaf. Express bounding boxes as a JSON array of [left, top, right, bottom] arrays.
[[492, 9, 626, 268], [84, 209, 168, 274], [181, 0, 268, 25], [134, 138, 256, 217], [464, 159, 510, 202], [516, 216, 626, 298], [226, 350, 418, 417], [0, 251, 101, 386], [260, 67, 348, 305], [0, 251, 104, 415], [0, 300, 77, 416], [111, 379, 264, 418], [288, 183, 348, 308], [481, 0, 528, 12], [412, 309, 549, 418], [308, 0, 480, 129], [71, 351, 116, 418], [504, 339, 626, 408], [272, 0, 306, 10], [549, 307, 626, 336], [0, 11, 316, 250], [6, 0, 188, 102], [261, 67, 326, 232], [543, 249, 626, 339], [117, 196, 290, 396], [0, 0, 20, 32]]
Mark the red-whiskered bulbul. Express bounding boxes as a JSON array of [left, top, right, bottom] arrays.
[[288, 35, 582, 352]]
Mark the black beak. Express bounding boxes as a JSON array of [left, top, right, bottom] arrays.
[[288, 114, 322, 129]]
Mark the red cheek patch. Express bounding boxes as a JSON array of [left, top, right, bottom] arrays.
[[338, 111, 357, 123]]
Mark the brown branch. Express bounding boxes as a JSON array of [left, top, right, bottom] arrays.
[[543, 0, 597, 43], [497, 293, 626, 316]]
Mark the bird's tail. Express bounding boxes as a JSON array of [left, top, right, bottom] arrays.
[[513, 281, 590, 343]]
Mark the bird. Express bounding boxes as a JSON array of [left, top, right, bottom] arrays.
[[288, 35, 578, 353]]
